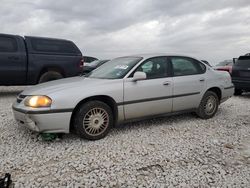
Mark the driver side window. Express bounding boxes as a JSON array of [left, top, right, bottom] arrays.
[[134, 57, 168, 79]]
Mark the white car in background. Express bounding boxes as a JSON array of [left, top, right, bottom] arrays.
[[12, 54, 234, 140]]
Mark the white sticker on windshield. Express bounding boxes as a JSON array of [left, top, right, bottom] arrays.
[[114, 65, 129, 69]]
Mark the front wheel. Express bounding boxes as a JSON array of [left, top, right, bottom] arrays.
[[73, 101, 113, 140], [196, 91, 219, 119]]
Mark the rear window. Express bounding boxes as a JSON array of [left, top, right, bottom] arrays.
[[235, 57, 250, 68], [31, 38, 78, 54], [0, 36, 17, 52]]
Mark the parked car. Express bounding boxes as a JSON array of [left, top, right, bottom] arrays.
[[83, 59, 110, 74], [201, 60, 212, 67], [12, 54, 234, 140], [83, 56, 98, 64], [0, 33, 83, 85], [232, 55, 250, 95], [214, 60, 233, 74]]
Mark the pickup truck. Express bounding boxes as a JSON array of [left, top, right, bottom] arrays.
[[0, 33, 83, 85], [232, 54, 250, 95]]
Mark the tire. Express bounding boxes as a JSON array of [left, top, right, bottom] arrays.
[[234, 89, 243, 96], [73, 101, 113, 140], [38, 71, 63, 83], [196, 91, 219, 119]]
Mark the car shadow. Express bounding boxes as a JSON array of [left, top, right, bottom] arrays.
[[0, 87, 26, 97], [114, 113, 196, 133], [33, 108, 230, 143], [31, 113, 196, 143], [0, 90, 23, 96], [240, 92, 250, 98], [21, 107, 230, 145]]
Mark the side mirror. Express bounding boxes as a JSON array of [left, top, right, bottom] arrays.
[[132, 71, 146, 81]]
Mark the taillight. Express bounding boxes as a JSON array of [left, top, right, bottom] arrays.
[[216, 66, 232, 74], [79, 57, 84, 68]]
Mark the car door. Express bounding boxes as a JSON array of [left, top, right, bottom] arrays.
[[170, 56, 207, 112], [0, 35, 26, 85], [123, 56, 173, 120]]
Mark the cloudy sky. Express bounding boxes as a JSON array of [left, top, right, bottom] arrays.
[[1, 0, 250, 64]]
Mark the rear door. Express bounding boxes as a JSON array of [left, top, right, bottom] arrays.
[[123, 56, 173, 120], [0, 35, 27, 85], [170, 56, 207, 112]]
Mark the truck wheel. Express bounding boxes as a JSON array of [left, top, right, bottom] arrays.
[[38, 71, 63, 83], [234, 89, 243, 96], [196, 91, 219, 119], [73, 101, 113, 140]]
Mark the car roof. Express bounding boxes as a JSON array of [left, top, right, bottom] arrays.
[[25, 36, 71, 42], [118, 53, 200, 60]]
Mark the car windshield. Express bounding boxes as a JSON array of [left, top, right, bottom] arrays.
[[85, 57, 142, 79]]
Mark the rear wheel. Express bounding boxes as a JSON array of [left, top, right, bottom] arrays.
[[73, 101, 113, 140], [234, 89, 243, 96], [38, 71, 63, 83], [196, 91, 219, 119]]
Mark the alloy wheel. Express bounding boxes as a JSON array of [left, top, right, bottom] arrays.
[[204, 95, 217, 115], [83, 107, 109, 136]]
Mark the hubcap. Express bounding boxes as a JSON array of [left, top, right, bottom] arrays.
[[83, 108, 109, 136], [204, 95, 217, 115]]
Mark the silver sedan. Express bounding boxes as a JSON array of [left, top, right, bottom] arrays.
[[12, 54, 234, 140]]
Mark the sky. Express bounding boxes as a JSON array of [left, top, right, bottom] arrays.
[[0, 0, 250, 65]]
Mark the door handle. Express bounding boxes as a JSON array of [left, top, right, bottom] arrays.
[[199, 78, 205, 82], [163, 81, 171, 86]]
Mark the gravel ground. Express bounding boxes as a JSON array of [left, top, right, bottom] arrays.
[[0, 86, 250, 187]]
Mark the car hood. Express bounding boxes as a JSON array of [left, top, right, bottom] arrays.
[[83, 65, 95, 71], [21, 77, 114, 95]]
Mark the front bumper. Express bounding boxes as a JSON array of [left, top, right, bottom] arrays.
[[13, 109, 40, 132], [12, 105, 73, 133]]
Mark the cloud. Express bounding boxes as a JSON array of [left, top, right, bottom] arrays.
[[0, 0, 250, 64]]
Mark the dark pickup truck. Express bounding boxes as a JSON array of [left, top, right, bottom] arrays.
[[0, 33, 83, 85], [232, 54, 250, 95]]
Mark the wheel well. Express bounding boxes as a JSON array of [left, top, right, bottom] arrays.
[[37, 67, 65, 83], [69, 95, 118, 132], [207, 87, 222, 100]]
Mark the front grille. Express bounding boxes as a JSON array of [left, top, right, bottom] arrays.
[[17, 95, 27, 103]]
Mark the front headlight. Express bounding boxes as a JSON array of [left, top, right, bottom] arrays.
[[24, 96, 52, 108]]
